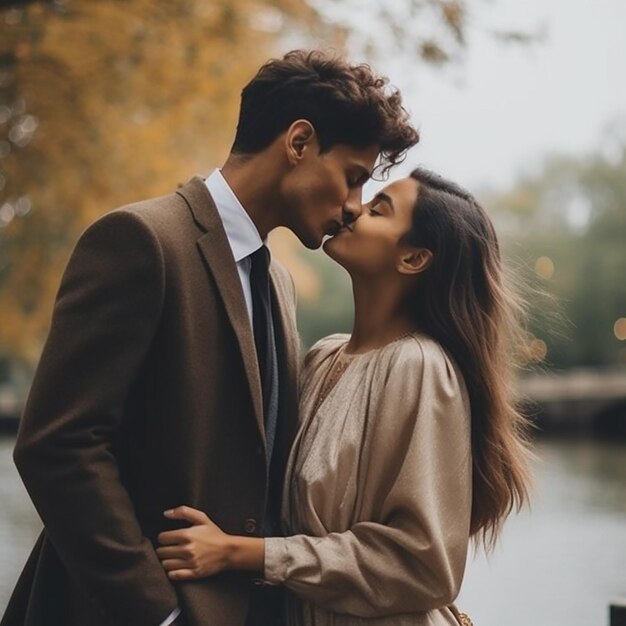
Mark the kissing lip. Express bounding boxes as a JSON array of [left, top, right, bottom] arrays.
[[326, 221, 343, 237], [326, 219, 355, 238]]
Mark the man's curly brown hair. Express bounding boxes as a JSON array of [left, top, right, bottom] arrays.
[[232, 50, 419, 177]]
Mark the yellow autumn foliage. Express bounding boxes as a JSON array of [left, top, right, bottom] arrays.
[[0, 0, 330, 364], [1, 0, 522, 365]]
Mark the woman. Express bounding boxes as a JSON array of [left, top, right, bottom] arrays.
[[156, 168, 533, 625]]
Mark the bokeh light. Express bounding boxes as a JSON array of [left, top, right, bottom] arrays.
[[529, 338, 548, 361], [534, 256, 555, 280], [614, 317, 626, 341]]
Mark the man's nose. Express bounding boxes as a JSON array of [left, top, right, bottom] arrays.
[[342, 188, 363, 224]]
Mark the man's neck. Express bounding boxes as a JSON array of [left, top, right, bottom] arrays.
[[221, 157, 282, 240]]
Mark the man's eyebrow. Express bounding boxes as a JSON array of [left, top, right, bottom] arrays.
[[373, 191, 395, 212]]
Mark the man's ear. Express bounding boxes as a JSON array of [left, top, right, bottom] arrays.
[[285, 120, 316, 165], [397, 247, 433, 276]]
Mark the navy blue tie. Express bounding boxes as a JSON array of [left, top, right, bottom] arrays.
[[246, 246, 283, 623], [249, 245, 279, 472]]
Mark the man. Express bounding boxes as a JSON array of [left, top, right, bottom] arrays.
[[2, 50, 418, 626]]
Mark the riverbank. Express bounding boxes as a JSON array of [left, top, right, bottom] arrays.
[[1, 437, 625, 625]]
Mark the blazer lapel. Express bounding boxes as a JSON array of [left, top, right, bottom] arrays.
[[176, 177, 265, 443], [270, 265, 300, 449]]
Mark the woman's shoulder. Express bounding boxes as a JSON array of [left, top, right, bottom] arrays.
[[379, 332, 446, 367], [303, 333, 350, 368], [374, 333, 470, 422], [380, 333, 466, 393]]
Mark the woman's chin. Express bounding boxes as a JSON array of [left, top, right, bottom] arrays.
[[323, 239, 355, 277], [324, 226, 360, 266], [322, 234, 342, 259]]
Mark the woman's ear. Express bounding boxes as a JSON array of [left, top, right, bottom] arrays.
[[285, 119, 316, 165], [397, 247, 433, 276]]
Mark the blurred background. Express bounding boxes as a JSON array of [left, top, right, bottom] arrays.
[[1, 0, 625, 624]]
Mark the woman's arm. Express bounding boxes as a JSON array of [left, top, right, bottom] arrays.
[[260, 341, 473, 617], [158, 341, 472, 617]]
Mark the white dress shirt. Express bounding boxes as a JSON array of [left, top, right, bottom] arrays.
[[158, 170, 263, 626], [205, 168, 264, 324]]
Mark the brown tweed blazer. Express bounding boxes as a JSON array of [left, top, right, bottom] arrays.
[[1, 177, 300, 626]]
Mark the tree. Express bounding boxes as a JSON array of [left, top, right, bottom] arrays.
[[0, 0, 325, 364], [0, 0, 533, 366], [487, 143, 626, 369]]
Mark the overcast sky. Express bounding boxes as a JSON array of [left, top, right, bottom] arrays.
[[345, 0, 626, 194]]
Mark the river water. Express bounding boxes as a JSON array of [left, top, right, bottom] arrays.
[[1, 437, 625, 625]]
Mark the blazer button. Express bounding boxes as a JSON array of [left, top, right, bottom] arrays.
[[244, 518, 258, 534]]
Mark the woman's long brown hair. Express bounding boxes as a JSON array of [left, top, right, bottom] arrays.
[[404, 167, 533, 550]]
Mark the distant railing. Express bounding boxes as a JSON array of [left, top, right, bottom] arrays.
[[518, 368, 626, 438], [519, 368, 626, 402]]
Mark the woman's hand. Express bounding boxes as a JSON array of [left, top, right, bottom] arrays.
[[157, 506, 266, 580], [157, 506, 231, 580]]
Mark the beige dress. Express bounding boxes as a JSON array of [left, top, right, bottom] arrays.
[[264, 333, 473, 626]]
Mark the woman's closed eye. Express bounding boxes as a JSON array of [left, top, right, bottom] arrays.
[[368, 199, 385, 216], [368, 192, 395, 216]]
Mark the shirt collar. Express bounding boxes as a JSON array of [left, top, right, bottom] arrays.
[[205, 169, 263, 263]]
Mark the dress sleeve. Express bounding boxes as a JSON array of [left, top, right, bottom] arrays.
[[264, 339, 473, 617]]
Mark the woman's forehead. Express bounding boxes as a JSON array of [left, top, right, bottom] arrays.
[[381, 177, 419, 212]]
